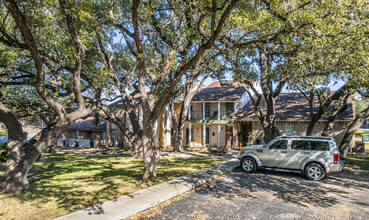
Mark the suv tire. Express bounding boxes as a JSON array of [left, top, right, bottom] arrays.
[[305, 163, 326, 181], [241, 157, 257, 173]]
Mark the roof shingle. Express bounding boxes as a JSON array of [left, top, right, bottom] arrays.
[[68, 117, 107, 131], [192, 81, 246, 101], [234, 92, 354, 121]]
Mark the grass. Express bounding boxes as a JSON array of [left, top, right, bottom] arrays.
[[344, 154, 369, 171], [0, 153, 225, 220]]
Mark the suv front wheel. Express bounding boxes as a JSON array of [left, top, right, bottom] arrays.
[[241, 157, 257, 173], [305, 163, 326, 181]]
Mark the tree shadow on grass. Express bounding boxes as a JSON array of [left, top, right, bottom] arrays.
[[0, 155, 146, 216], [0, 155, 222, 218]]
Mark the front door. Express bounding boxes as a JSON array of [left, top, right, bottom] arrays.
[[262, 139, 290, 168], [205, 126, 210, 145]]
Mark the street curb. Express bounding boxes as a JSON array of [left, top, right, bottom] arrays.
[[55, 159, 240, 220], [342, 168, 369, 175]]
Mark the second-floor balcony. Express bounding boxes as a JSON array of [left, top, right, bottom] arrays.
[[187, 102, 236, 121], [188, 110, 235, 120]]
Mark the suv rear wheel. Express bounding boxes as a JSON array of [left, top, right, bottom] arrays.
[[241, 157, 257, 173], [305, 163, 326, 181]]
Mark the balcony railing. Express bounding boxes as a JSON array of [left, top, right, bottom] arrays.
[[188, 110, 234, 120]]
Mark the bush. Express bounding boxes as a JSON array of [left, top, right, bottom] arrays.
[[0, 142, 6, 150], [0, 150, 8, 162], [0, 143, 7, 162]]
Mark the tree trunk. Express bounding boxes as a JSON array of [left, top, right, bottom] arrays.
[[171, 101, 185, 152], [306, 114, 321, 135], [142, 121, 159, 182], [339, 106, 369, 159], [263, 125, 280, 144], [263, 94, 279, 143], [2, 118, 69, 193], [306, 86, 349, 136], [321, 99, 349, 136], [0, 102, 26, 193]]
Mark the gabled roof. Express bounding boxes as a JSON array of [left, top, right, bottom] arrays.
[[108, 93, 142, 107], [234, 92, 354, 121], [68, 117, 107, 131], [191, 81, 246, 102]]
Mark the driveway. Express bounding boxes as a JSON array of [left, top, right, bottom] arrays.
[[133, 169, 369, 219]]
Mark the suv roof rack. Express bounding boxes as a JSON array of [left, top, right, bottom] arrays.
[[278, 136, 334, 140]]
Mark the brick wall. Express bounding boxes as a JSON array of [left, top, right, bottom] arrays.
[[249, 121, 350, 145]]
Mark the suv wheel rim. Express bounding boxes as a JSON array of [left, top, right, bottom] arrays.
[[308, 166, 321, 179], [243, 160, 253, 171]]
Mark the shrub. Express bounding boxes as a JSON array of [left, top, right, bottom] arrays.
[[0, 150, 8, 162]]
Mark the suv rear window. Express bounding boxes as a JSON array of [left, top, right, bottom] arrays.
[[291, 140, 309, 150], [291, 140, 330, 151], [310, 141, 330, 151]]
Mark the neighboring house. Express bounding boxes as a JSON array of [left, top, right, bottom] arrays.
[[59, 117, 107, 148], [233, 93, 354, 145]]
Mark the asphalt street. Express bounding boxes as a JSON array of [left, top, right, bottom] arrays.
[[133, 169, 369, 220]]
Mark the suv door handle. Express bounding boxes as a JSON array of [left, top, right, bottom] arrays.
[[304, 152, 311, 155], [281, 151, 288, 154]]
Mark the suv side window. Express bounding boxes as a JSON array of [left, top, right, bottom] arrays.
[[310, 141, 330, 151], [291, 140, 310, 150], [269, 140, 288, 150]]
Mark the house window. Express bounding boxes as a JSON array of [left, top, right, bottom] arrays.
[[283, 124, 293, 136], [204, 103, 210, 119], [111, 129, 116, 138], [226, 102, 235, 117]]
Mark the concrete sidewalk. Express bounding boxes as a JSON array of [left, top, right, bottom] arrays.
[[55, 158, 240, 220]]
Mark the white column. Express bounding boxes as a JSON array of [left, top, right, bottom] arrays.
[[164, 103, 171, 147], [217, 102, 220, 148], [189, 123, 192, 146], [232, 124, 235, 148], [203, 102, 205, 120], [153, 119, 159, 145], [188, 104, 191, 120], [203, 124, 206, 147], [218, 102, 221, 148]]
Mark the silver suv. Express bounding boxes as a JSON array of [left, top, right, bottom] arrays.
[[238, 136, 344, 180]]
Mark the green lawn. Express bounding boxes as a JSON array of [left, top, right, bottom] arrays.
[[344, 154, 369, 171], [0, 153, 225, 220]]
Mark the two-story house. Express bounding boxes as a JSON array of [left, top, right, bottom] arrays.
[[181, 81, 252, 149], [60, 81, 354, 150]]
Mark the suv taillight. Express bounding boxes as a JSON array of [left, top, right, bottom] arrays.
[[333, 153, 339, 164]]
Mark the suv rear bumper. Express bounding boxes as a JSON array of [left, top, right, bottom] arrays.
[[328, 161, 344, 173]]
